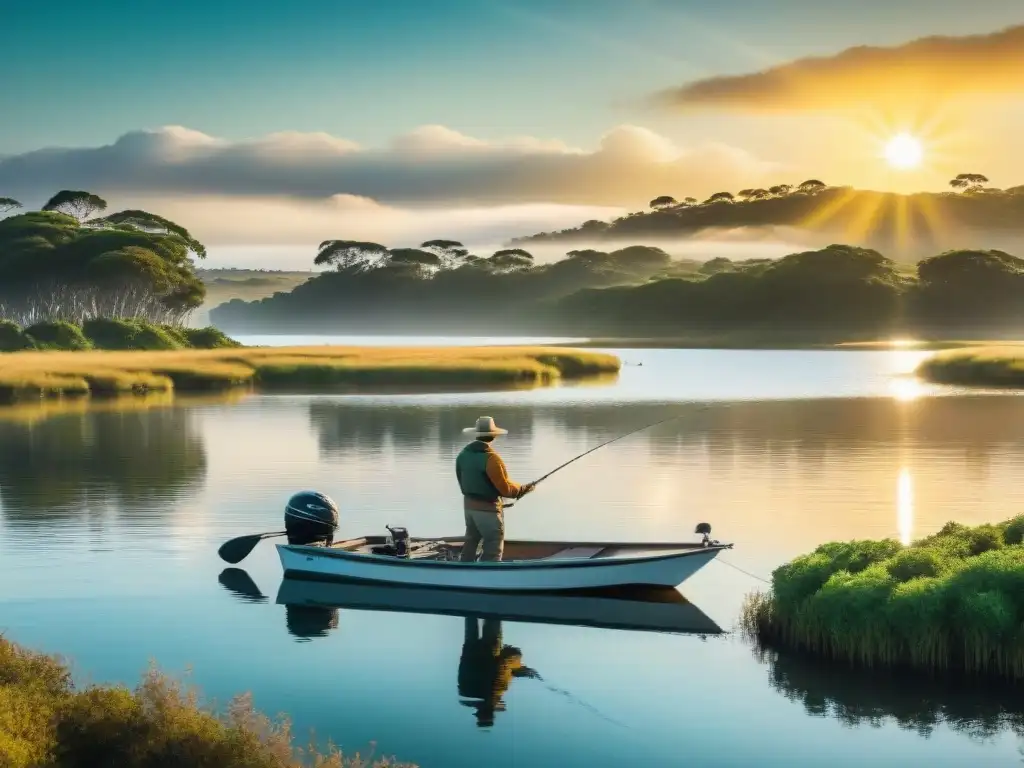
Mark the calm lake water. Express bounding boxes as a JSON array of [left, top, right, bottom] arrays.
[[2, 345, 1024, 767]]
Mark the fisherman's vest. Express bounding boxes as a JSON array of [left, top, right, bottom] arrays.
[[456, 441, 501, 504]]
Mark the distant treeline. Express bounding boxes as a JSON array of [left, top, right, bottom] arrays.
[[210, 238, 1024, 338], [512, 175, 1024, 255]]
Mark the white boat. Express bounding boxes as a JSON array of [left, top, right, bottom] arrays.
[[276, 532, 732, 592], [274, 577, 724, 636]]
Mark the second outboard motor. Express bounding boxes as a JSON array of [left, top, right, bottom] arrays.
[[284, 490, 339, 546]]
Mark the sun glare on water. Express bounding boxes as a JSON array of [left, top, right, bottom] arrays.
[[883, 133, 924, 169]]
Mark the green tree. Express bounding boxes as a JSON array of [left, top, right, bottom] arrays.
[[421, 239, 470, 269], [389, 247, 443, 274], [948, 173, 989, 193], [0, 197, 21, 215], [797, 180, 826, 193], [705, 191, 735, 204], [41, 190, 108, 221], [314, 240, 390, 271], [88, 209, 207, 258], [489, 248, 535, 273], [0, 208, 206, 325]]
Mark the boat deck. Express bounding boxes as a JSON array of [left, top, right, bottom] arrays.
[[329, 536, 713, 563]]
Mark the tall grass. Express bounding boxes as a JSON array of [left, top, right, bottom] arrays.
[[0, 634, 413, 768], [916, 347, 1024, 387], [742, 517, 1024, 680], [0, 346, 621, 402]]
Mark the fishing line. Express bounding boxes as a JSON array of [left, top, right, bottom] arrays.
[[714, 557, 771, 584]]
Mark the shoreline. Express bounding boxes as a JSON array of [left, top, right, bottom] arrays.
[[213, 331, 1024, 352], [0, 345, 621, 402]]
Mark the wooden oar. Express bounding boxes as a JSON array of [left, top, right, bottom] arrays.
[[217, 531, 288, 564]]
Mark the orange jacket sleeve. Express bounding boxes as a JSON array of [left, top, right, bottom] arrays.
[[486, 453, 522, 499]]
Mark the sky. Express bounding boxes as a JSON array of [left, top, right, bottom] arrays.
[[2, 0, 1024, 267]]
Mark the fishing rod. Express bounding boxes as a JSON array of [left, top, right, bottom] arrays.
[[506, 410, 712, 506]]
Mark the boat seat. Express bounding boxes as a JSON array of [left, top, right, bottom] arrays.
[[541, 546, 605, 560]]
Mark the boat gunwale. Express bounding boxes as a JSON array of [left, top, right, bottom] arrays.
[[277, 539, 732, 570]]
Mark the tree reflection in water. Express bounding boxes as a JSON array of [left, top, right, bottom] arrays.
[[753, 641, 1024, 750]]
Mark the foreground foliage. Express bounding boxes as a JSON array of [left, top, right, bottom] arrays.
[[916, 347, 1024, 388], [742, 517, 1024, 679], [0, 634, 413, 767], [0, 346, 620, 401]]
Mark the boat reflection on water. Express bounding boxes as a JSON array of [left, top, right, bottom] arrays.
[[272, 577, 724, 636], [218, 567, 340, 641], [273, 576, 723, 728], [219, 569, 723, 726]]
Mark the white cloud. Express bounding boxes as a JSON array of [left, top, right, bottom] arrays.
[[0, 123, 783, 208], [0, 123, 789, 265]]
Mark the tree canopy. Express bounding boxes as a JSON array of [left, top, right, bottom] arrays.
[[0, 191, 207, 326]]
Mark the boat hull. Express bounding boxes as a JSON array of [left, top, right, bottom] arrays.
[[276, 538, 727, 591]]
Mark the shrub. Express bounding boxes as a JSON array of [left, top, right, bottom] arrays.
[[178, 326, 242, 349], [744, 516, 1024, 679], [24, 321, 91, 350], [0, 320, 34, 351], [81, 318, 182, 350], [0, 636, 414, 767]]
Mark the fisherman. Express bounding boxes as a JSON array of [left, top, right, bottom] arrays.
[[456, 415, 535, 562]]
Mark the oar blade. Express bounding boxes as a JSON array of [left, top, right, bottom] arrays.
[[218, 532, 282, 564]]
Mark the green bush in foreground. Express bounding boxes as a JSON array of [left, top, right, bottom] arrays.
[[0, 320, 34, 351], [0, 318, 241, 352], [79, 318, 240, 350], [742, 517, 1024, 679], [24, 322, 91, 350], [0, 635, 413, 768]]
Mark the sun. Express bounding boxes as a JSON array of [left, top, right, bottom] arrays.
[[883, 133, 924, 170]]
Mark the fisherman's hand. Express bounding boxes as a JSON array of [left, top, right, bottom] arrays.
[[518, 482, 537, 498]]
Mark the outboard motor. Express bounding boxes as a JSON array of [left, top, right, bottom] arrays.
[[695, 522, 713, 547], [284, 490, 339, 546], [386, 525, 410, 557]]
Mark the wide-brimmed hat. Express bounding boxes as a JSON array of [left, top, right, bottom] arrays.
[[462, 415, 508, 436]]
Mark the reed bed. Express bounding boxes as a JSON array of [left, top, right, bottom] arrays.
[[0, 346, 621, 401], [0, 634, 413, 768], [916, 346, 1024, 388], [742, 517, 1024, 680]]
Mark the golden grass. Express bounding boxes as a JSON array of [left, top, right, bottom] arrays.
[[915, 346, 1024, 388], [0, 345, 621, 401]]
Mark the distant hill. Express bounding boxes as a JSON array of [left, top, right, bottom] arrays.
[[193, 269, 313, 326], [512, 183, 1024, 261]]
